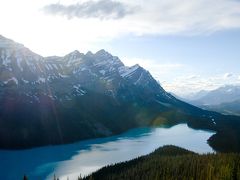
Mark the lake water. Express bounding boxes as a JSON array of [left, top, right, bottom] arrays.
[[0, 124, 215, 180]]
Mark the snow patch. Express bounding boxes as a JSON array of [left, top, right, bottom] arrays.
[[99, 70, 106, 75], [73, 84, 86, 95], [119, 64, 140, 78], [134, 72, 144, 85], [2, 51, 11, 66], [37, 77, 46, 83], [45, 64, 50, 70], [59, 74, 69, 78], [22, 78, 29, 83], [4, 77, 18, 85], [52, 64, 58, 70], [155, 100, 171, 107], [48, 64, 53, 70], [67, 57, 82, 67], [16, 54, 23, 71]]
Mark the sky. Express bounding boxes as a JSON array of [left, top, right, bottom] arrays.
[[0, 0, 240, 96]]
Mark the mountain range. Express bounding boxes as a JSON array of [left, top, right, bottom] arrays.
[[180, 85, 240, 116], [187, 85, 240, 105], [0, 35, 240, 152], [204, 99, 240, 116]]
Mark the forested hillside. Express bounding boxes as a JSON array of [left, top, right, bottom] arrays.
[[83, 145, 240, 180]]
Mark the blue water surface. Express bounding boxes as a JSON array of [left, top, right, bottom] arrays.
[[0, 124, 214, 180]]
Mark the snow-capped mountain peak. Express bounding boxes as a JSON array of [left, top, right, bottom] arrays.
[[0, 35, 166, 103], [95, 49, 111, 56]]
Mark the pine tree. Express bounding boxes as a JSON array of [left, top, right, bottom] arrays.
[[78, 174, 83, 180], [23, 175, 28, 180]]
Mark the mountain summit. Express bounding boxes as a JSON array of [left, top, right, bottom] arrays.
[[0, 35, 239, 152]]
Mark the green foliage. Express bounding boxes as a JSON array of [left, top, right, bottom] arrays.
[[83, 145, 240, 180]]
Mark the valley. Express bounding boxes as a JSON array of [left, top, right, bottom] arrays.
[[0, 35, 240, 180], [1, 1, 240, 179], [0, 35, 240, 153]]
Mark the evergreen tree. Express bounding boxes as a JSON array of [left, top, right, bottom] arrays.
[[23, 175, 28, 180]]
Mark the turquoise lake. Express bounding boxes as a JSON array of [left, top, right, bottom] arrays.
[[0, 124, 215, 180]]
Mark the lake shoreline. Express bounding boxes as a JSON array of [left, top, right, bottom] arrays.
[[0, 123, 214, 180]]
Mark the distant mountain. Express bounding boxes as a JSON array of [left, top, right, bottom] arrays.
[[180, 90, 209, 101], [0, 35, 240, 152], [182, 85, 240, 116], [202, 99, 240, 116], [188, 85, 240, 106]]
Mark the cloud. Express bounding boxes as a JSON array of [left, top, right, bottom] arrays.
[[224, 73, 233, 79], [186, 75, 200, 80], [42, 0, 240, 35], [163, 73, 240, 96], [43, 0, 134, 20], [121, 57, 184, 78], [2, 0, 240, 56]]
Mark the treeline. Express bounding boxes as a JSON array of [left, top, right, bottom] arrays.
[[23, 145, 240, 180], [84, 145, 240, 180]]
